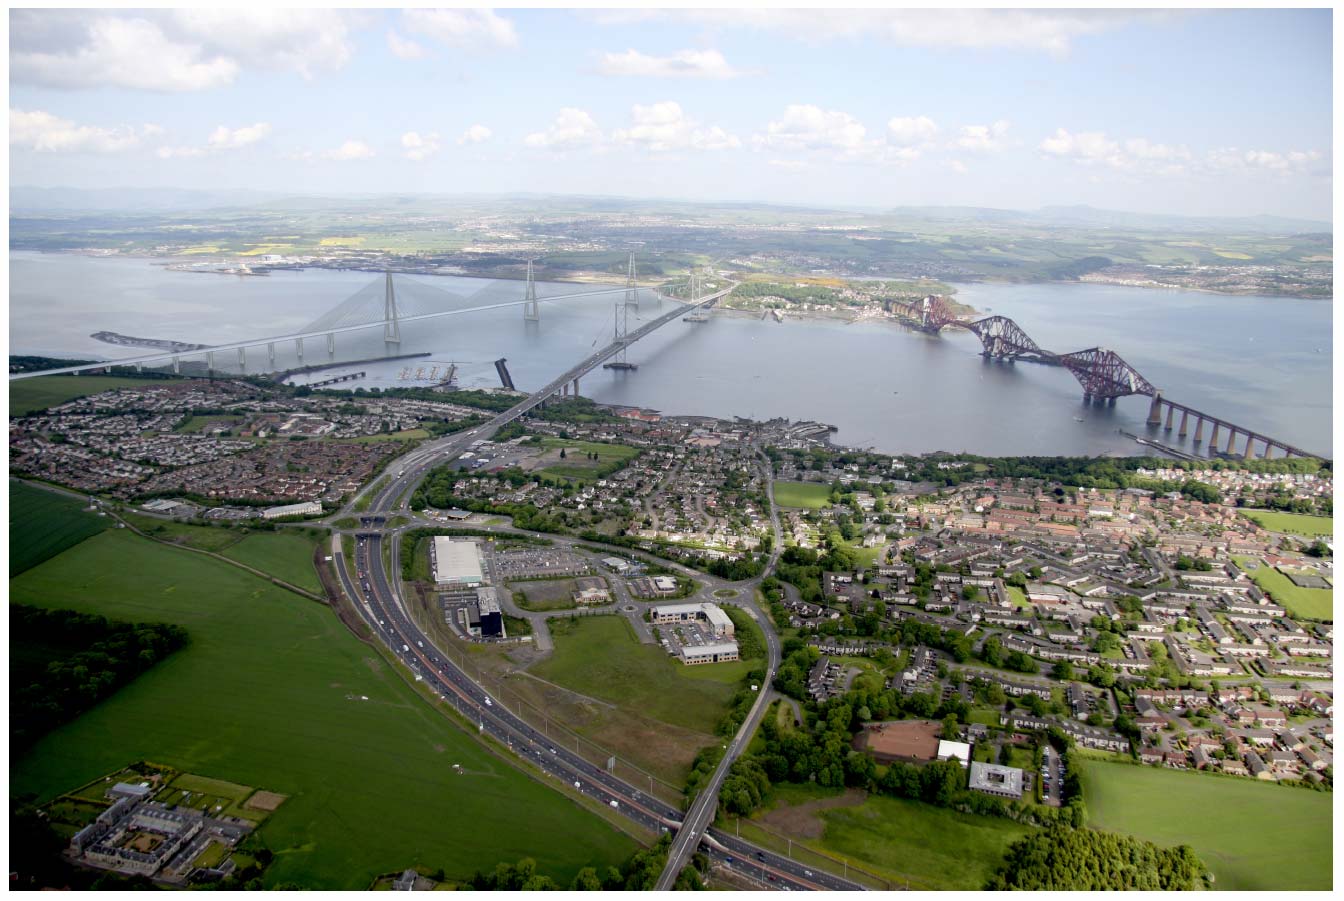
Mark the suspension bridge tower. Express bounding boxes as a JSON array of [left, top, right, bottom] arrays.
[[602, 301, 638, 370], [383, 271, 401, 354], [624, 251, 639, 307], [523, 259, 540, 322]]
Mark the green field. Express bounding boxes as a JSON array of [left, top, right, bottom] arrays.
[[9, 482, 111, 576], [10, 530, 637, 888], [1234, 557, 1334, 622], [1240, 510, 1335, 538], [743, 784, 1029, 891], [536, 438, 638, 482], [1080, 759, 1332, 890], [773, 481, 832, 509], [222, 531, 322, 594], [10, 374, 175, 416], [1006, 585, 1031, 609], [533, 615, 747, 733]]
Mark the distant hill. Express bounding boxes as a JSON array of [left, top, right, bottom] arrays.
[[10, 186, 284, 213]]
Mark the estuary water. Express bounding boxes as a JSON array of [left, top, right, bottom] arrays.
[[9, 251, 1332, 458]]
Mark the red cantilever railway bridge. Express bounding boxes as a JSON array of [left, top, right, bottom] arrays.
[[890, 296, 1324, 461]]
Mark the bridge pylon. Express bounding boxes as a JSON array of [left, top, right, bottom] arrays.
[[384, 272, 401, 352], [624, 251, 638, 307], [523, 260, 540, 322]]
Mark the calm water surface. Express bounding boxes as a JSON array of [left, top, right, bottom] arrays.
[[9, 252, 1332, 457]]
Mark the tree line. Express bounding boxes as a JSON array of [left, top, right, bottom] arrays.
[[11, 606, 189, 751]]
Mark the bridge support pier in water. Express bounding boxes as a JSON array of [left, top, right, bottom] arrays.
[[206, 350, 215, 373], [571, 377, 580, 397], [296, 337, 304, 363], [268, 343, 276, 368], [1178, 410, 1189, 437], [327, 332, 336, 360], [1209, 422, 1220, 448], [1225, 429, 1237, 455], [1192, 418, 1204, 444], [237, 347, 246, 371], [1164, 405, 1175, 430], [1244, 433, 1256, 459], [1146, 393, 1163, 425], [172, 356, 180, 374]]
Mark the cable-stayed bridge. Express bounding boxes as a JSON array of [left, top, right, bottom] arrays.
[[10, 266, 666, 380]]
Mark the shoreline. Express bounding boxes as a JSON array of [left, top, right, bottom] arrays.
[[14, 249, 1333, 302]]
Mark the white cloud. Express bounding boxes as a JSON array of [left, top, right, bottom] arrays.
[[322, 140, 376, 161], [1207, 147, 1326, 176], [386, 29, 426, 60], [611, 101, 740, 153], [886, 115, 940, 148], [952, 120, 1011, 152], [946, 160, 969, 175], [586, 9, 1175, 55], [208, 122, 271, 150], [401, 131, 441, 161], [401, 8, 517, 50], [524, 108, 603, 151], [458, 124, 493, 145], [753, 104, 875, 158], [1040, 128, 1193, 173], [768, 159, 807, 170], [10, 107, 159, 153], [10, 9, 357, 91], [595, 48, 756, 79]]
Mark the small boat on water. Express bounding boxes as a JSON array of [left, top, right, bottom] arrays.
[[1073, 416, 1086, 422]]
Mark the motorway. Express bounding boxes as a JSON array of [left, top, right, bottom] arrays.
[[322, 292, 867, 889]]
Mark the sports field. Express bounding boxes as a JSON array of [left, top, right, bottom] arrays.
[[1234, 557, 1334, 621], [1239, 510, 1334, 538], [9, 481, 110, 576], [533, 615, 749, 734], [10, 374, 174, 416], [10, 530, 637, 888], [1080, 759, 1332, 890], [773, 481, 832, 509], [742, 784, 1028, 891]]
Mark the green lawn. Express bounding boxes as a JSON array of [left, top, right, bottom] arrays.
[[9, 481, 110, 577], [123, 512, 245, 552], [1239, 510, 1334, 538], [1234, 557, 1334, 622], [744, 784, 1029, 891], [222, 531, 323, 594], [536, 438, 638, 483], [773, 481, 832, 509], [1080, 759, 1332, 890], [10, 374, 177, 416], [533, 615, 745, 733], [10, 530, 637, 888], [1006, 585, 1032, 609], [175, 415, 246, 435]]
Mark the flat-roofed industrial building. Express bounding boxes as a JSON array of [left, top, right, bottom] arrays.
[[649, 602, 735, 638], [968, 762, 1024, 799], [681, 641, 740, 665], [433, 537, 484, 587]]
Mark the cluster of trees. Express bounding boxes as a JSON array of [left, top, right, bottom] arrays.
[[11, 607, 189, 750], [889, 452, 1324, 489], [985, 827, 1209, 890], [463, 836, 703, 891]]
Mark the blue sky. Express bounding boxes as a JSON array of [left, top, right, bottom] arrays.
[[8, 7, 1333, 220]]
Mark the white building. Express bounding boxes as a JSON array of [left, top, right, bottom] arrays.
[[433, 537, 484, 587], [681, 641, 740, 665], [262, 500, 322, 520], [650, 602, 735, 638], [936, 739, 972, 768]]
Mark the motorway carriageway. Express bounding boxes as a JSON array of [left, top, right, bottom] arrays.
[[338, 532, 863, 891]]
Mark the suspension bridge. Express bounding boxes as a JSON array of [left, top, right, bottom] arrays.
[[888, 295, 1323, 460]]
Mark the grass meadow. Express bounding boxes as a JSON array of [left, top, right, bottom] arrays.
[[10, 374, 175, 416], [1080, 758, 1332, 890], [1239, 510, 1334, 538], [10, 530, 637, 888], [772, 481, 832, 509], [9, 481, 110, 576], [1234, 556, 1334, 621]]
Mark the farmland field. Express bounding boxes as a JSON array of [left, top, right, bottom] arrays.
[[773, 481, 832, 509], [1234, 557, 1334, 621], [1080, 759, 1332, 890], [9, 481, 110, 576], [10, 530, 637, 888], [1239, 510, 1334, 538], [740, 784, 1029, 891], [10, 374, 176, 416]]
